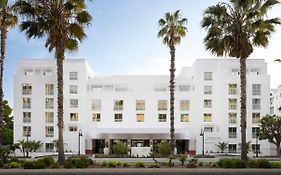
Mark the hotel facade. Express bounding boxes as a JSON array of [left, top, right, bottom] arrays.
[[14, 58, 275, 156]]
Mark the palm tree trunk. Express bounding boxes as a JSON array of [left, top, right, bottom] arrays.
[[240, 57, 247, 160], [169, 45, 176, 156], [56, 49, 65, 165], [0, 27, 7, 155]]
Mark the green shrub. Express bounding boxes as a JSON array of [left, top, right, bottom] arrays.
[[257, 159, 271, 168], [64, 159, 74, 169], [8, 158, 22, 164], [76, 156, 92, 168], [101, 160, 108, 167], [135, 161, 145, 168], [8, 162, 21, 168], [248, 160, 259, 168], [116, 161, 122, 166], [149, 163, 161, 168], [34, 159, 46, 169], [23, 161, 35, 169], [187, 158, 198, 168], [112, 142, 128, 156], [0, 160, 4, 167], [217, 158, 246, 168], [271, 162, 281, 168], [63, 156, 92, 169], [158, 141, 171, 157], [198, 161, 204, 167], [233, 159, 247, 168], [51, 162, 60, 169], [41, 156, 55, 167], [179, 156, 187, 166], [122, 162, 130, 167], [107, 161, 117, 168], [208, 161, 216, 168]]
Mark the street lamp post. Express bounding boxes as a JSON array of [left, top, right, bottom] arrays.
[[78, 129, 83, 156], [200, 129, 205, 155], [256, 131, 259, 158], [26, 132, 30, 157]]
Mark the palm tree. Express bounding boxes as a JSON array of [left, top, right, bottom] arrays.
[[0, 0, 17, 154], [157, 10, 187, 156], [202, 0, 280, 160], [16, 0, 92, 165], [216, 141, 228, 153]]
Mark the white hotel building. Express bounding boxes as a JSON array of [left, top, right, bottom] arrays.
[[14, 58, 274, 156]]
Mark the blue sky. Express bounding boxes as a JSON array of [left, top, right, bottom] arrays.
[[4, 0, 281, 107]]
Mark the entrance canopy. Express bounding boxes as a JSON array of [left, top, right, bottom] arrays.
[[92, 128, 189, 139]]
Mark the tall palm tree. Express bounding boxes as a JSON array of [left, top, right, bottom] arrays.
[[16, 0, 92, 165], [202, 0, 280, 160], [0, 0, 17, 153], [157, 10, 187, 156]]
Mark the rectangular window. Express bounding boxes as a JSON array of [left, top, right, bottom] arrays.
[[270, 107, 274, 114], [204, 86, 212, 95], [252, 113, 260, 124], [23, 126, 31, 136], [158, 100, 167, 110], [204, 72, 212, 81], [252, 127, 260, 138], [136, 114, 144, 122], [70, 99, 78, 108], [115, 84, 128, 92], [45, 84, 54, 95], [178, 85, 191, 92], [228, 144, 237, 153], [69, 126, 78, 132], [114, 113, 123, 122], [229, 113, 237, 124], [45, 112, 54, 123], [45, 98, 54, 109], [69, 72, 78, 80], [69, 85, 78, 94], [229, 98, 237, 110], [23, 98, 31, 109], [252, 84, 261, 95], [204, 100, 212, 108], [91, 85, 103, 91], [45, 126, 54, 137], [228, 127, 237, 138], [229, 84, 237, 95], [180, 100, 190, 110], [204, 127, 213, 133], [154, 84, 167, 92], [136, 100, 145, 111], [92, 99, 101, 111], [45, 143, 54, 152], [70, 113, 78, 121], [43, 69, 52, 76], [23, 112, 31, 123], [114, 100, 123, 111], [22, 83, 32, 95], [158, 114, 167, 122], [180, 114, 189, 122], [104, 85, 113, 91], [252, 98, 261, 110], [92, 113, 101, 122], [24, 69, 33, 76], [203, 113, 212, 122]]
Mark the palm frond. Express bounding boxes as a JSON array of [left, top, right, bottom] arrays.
[[157, 10, 187, 47]]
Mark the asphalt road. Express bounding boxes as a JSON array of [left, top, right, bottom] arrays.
[[0, 169, 281, 175]]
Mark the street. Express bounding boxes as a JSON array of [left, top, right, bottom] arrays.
[[0, 169, 281, 175]]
